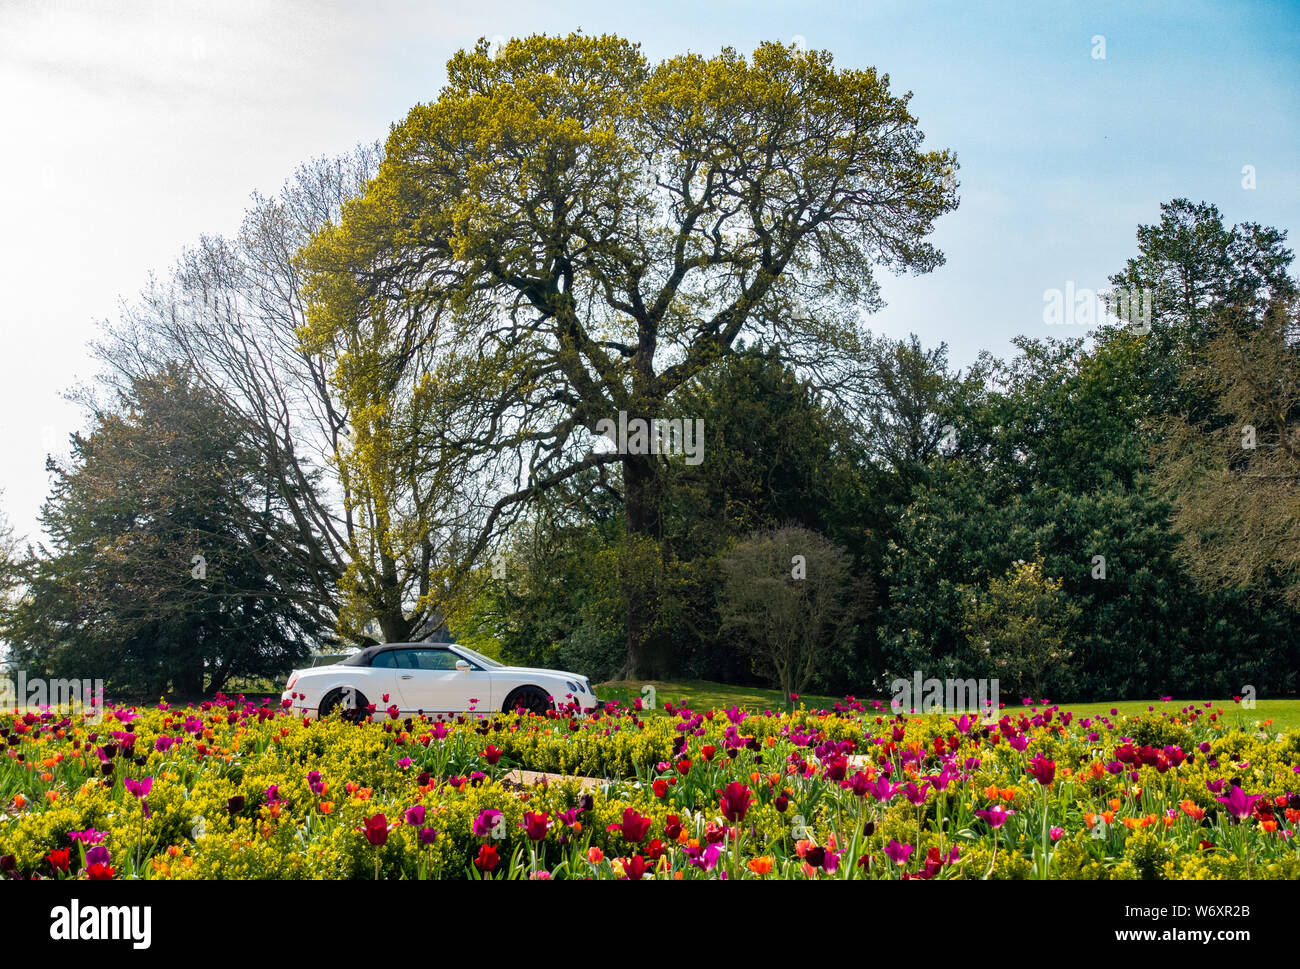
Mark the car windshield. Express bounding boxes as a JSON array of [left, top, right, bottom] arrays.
[[451, 645, 503, 670]]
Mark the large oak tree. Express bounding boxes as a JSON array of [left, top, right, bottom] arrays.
[[299, 34, 957, 676]]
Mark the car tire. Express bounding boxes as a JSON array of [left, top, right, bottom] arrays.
[[503, 686, 553, 716], [320, 688, 370, 722]]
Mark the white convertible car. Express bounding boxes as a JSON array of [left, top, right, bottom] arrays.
[[282, 642, 601, 719]]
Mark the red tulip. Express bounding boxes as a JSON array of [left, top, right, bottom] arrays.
[[607, 807, 653, 844], [522, 811, 550, 842], [475, 844, 500, 872], [624, 854, 648, 880], [362, 813, 390, 846], [718, 782, 754, 823], [1027, 756, 1056, 786], [664, 815, 683, 841]]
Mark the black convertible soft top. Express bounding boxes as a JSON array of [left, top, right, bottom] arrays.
[[338, 642, 455, 667]]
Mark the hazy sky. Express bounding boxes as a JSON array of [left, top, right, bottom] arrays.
[[2, 0, 1298, 542]]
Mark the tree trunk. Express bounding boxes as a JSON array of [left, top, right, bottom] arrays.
[[208, 665, 228, 696], [622, 454, 669, 680], [178, 663, 204, 698], [379, 608, 413, 644]]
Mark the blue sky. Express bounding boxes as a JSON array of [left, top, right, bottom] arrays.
[[1, 0, 1297, 541]]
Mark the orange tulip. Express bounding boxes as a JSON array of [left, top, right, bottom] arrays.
[[748, 856, 775, 875]]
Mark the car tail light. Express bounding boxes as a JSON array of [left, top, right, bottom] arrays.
[[287, 672, 298, 691]]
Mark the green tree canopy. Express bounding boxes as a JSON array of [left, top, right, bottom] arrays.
[[718, 526, 857, 702], [1, 367, 321, 696]]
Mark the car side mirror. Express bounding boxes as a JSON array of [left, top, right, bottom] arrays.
[[455, 659, 471, 673]]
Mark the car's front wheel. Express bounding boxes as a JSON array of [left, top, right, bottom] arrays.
[[502, 686, 552, 716]]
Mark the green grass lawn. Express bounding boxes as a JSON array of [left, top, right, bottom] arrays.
[[595, 679, 1300, 732], [596, 679, 842, 714], [1044, 698, 1300, 732]]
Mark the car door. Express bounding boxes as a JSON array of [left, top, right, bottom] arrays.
[[390, 647, 492, 714], [353, 651, 403, 716]]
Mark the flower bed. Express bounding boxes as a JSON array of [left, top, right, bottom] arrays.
[[1, 697, 1297, 879]]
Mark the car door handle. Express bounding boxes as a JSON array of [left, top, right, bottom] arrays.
[[399, 674, 414, 680]]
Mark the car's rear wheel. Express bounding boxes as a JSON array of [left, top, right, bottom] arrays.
[[320, 688, 370, 722], [503, 686, 552, 716]]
